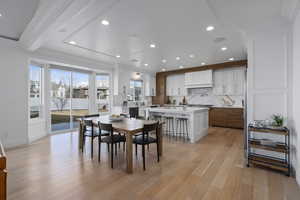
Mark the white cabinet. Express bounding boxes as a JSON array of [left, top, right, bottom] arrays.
[[185, 70, 213, 88], [144, 74, 156, 96], [213, 68, 245, 96], [166, 74, 186, 96]]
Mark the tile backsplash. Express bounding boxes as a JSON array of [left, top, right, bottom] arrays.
[[169, 88, 244, 107]]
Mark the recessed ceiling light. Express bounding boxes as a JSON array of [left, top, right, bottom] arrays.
[[116, 55, 121, 58], [69, 41, 76, 45], [229, 57, 234, 61], [162, 59, 167, 63], [176, 56, 181, 61], [206, 26, 215, 31], [162, 68, 166, 72], [144, 63, 149, 67], [101, 19, 110, 26], [221, 47, 228, 51], [0, 13, 3, 17], [201, 62, 206, 65], [179, 65, 184, 69], [150, 43, 156, 48], [189, 54, 195, 58]]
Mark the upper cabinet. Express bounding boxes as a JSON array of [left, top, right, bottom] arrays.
[[166, 74, 187, 96], [144, 74, 156, 96], [213, 68, 245, 96], [184, 70, 213, 88]]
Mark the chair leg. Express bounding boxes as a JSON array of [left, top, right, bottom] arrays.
[[176, 120, 179, 140], [156, 142, 160, 162], [135, 143, 138, 156], [171, 118, 174, 137], [185, 120, 189, 141], [91, 137, 93, 159], [98, 136, 101, 162], [107, 143, 110, 152], [123, 142, 125, 152], [115, 143, 117, 156], [142, 144, 146, 170], [111, 143, 114, 169], [82, 136, 85, 152], [147, 144, 149, 151]]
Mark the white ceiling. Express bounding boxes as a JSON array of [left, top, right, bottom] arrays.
[[2, 0, 297, 72], [0, 0, 40, 40]]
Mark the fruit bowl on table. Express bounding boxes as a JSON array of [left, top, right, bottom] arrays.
[[109, 115, 124, 122]]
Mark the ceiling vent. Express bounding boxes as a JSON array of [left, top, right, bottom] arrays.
[[214, 37, 226, 43], [131, 59, 139, 63]]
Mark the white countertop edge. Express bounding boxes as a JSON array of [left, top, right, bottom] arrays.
[[147, 107, 209, 114]]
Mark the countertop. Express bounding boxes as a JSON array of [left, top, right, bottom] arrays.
[[211, 105, 244, 109], [148, 106, 209, 114], [162, 104, 243, 109]]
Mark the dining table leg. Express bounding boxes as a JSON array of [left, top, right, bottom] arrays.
[[158, 123, 163, 156], [78, 121, 84, 150], [125, 133, 133, 174]]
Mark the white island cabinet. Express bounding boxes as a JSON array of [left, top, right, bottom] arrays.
[[148, 107, 209, 143]]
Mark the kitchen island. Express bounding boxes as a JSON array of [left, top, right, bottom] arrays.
[[148, 107, 209, 143]]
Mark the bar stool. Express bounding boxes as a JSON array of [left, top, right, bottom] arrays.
[[176, 117, 189, 141], [163, 115, 175, 137]]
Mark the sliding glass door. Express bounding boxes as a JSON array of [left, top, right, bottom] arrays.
[[50, 69, 71, 132], [96, 74, 110, 114], [71, 72, 89, 129], [50, 69, 89, 132]]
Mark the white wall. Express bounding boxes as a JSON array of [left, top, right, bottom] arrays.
[[247, 20, 295, 176], [0, 39, 29, 148], [293, 9, 300, 185]]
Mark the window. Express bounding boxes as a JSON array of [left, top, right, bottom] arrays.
[[50, 68, 90, 132], [29, 64, 43, 119], [129, 80, 143, 101], [96, 74, 110, 113]]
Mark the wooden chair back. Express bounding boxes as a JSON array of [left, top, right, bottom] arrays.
[[143, 122, 158, 133], [83, 120, 93, 127], [129, 107, 139, 118], [142, 122, 159, 141], [98, 122, 113, 136]]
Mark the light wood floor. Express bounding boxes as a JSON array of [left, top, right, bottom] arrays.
[[7, 128, 300, 200]]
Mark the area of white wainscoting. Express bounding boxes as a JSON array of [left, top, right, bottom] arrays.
[[247, 20, 295, 177], [292, 8, 300, 185]]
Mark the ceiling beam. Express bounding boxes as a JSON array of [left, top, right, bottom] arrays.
[[19, 0, 95, 51], [157, 60, 247, 76]]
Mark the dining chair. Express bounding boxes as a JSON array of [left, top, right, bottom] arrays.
[[98, 122, 126, 168], [82, 119, 102, 159], [133, 122, 160, 170], [129, 107, 139, 118]]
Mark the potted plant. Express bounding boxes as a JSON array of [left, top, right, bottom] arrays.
[[271, 114, 284, 127]]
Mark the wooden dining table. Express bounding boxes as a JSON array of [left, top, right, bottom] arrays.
[[78, 116, 163, 173]]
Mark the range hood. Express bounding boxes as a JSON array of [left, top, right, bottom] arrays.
[[184, 70, 213, 88]]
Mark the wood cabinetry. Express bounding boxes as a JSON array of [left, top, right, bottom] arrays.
[[153, 60, 247, 105], [209, 107, 244, 129]]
